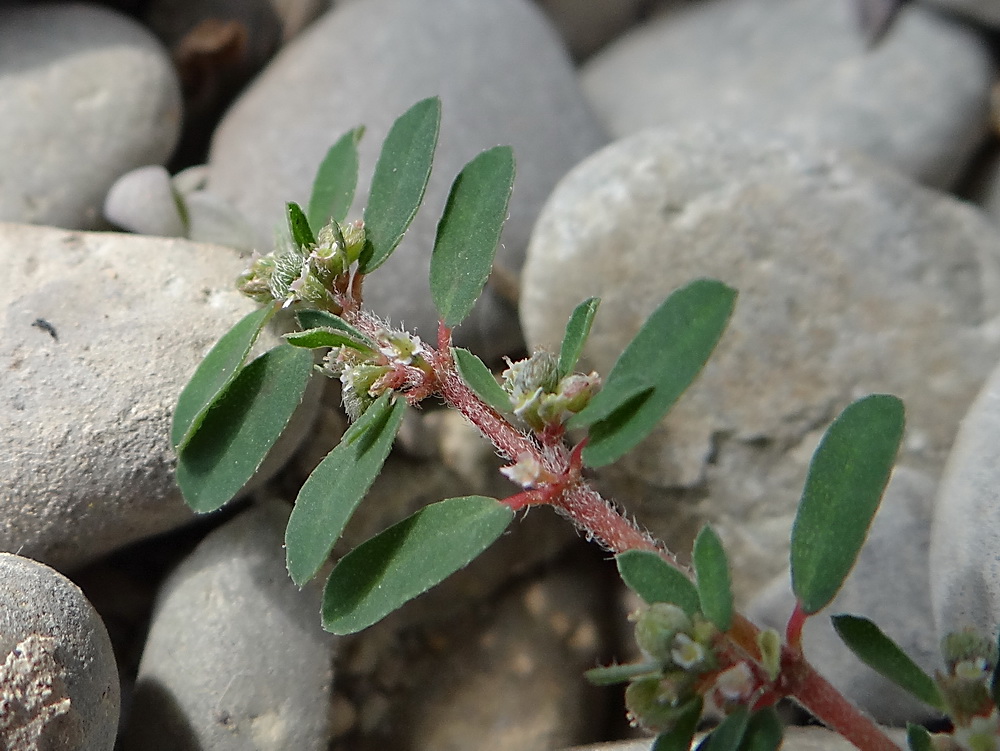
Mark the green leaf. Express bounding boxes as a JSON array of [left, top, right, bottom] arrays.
[[651, 697, 703, 751], [172, 304, 276, 450], [569, 279, 737, 467], [584, 661, 663, 686], [285, 393, 407, 586], [176, 344, 315, 513], [907, 724, 934, 751], [361, 97, 441, 274], [790, 394, 904, 614], [308, 125, 364, 231], [452, 347, 511, 413], [284, 327, 375, 353], [287, 201, 316, 248], [558, 297, 600, 379], [430, 145, 515, 327], [322, 495, 514, 634], [739, 708, 783, 751], [295, 309, 376, 347], [616, 550, 700, 616], [831, 614, 944, 709], [698, 706, 749, 751], [693, 525, 733, 631]]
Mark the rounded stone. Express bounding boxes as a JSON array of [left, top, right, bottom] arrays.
[[207, 0, 607, 359], [119, 500, 332, 751], [0, 223, 308, 570], [521, 126, 1000, 598], [581, 0, 994, 188], [104, 165, 187, 238], [0, 3, 182, 228], [0, 552, 120, 750]]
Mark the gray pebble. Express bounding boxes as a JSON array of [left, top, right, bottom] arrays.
[[0, 3, 181, 228], [104, 165, 187, 238], [581, 0, 994, 188], [207, 0, 607, 360], [0, 552, 120, 750], [119, 500, 333, 751]]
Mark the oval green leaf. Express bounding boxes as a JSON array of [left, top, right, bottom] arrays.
[[285, 392, 407, 586], [790, 394, 904, 614], [616, 550, 700, 616], [831, 614, 944, 709], [452, 347, 511, 413], [284, 327, 375, 353], [172, 304, 276, 450], [322, 495, 514, 634], [651, 697, 703, 751], [693, 525, 733, 631], [558, 297, 600, 379], [569, 279, 736, 467], [176, 344, 315, 513], [430, 145, 515, 327], [740, 708, 783, 751], [287, 201, 316, 248], [361, 97, 441, 274], [308, 125, 364, 231], [698, 705, 749, 751], [295, 309, 375, 347]]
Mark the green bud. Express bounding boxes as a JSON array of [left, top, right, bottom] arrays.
[[237, 254, 278, 303], [625, 676, 697, 731], [757, 628, 782, 681], [340, 220, 367, 264], [633, 603, 693, 664], [943, 631, 998, 675]]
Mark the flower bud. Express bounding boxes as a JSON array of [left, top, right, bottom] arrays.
[[633, 603, 693, 664], [625, 676, 697, 731], [943, 631, 998, 676]]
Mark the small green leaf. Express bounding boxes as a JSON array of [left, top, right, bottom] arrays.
[[558, 297, 600, 379], [739, 708, 783, 751], [452, 347, 511, 413], [172, 304, 276, 450], [791, 395, 904, 614], [287, 201, 316, 248], [832, 614, 944, 709], [698, 706, 749, 751], [907, 724, 934, 751], [584, 661, 663, 686], [430, 145, 515, 327], [693, 525, 733, 631], [569, 279, 736, 467], [295, 309, 376, 347], [176, 344, 315, 513], [616, 550, 699, 616], [308, 125, 364, 231], [284, 327, 375, 353], [651, 697, 703, 751], [322, 495, 514, 634], [361, 97, 441, 274], [285, 393, 407, 586]]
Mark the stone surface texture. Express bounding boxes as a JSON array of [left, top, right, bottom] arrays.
[[0, 223, 304, 570], [0, 552, 120, 750], [521, 127, 1000, 600], [0, 3, 182, 228], [918, 0, 1000, 26], [120, 500, 332, 751], [207, 0, 607, 359], [581, 0, 994, 187]]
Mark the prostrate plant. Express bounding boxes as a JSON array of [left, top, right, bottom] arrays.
[[173, 97, 1000, 751]]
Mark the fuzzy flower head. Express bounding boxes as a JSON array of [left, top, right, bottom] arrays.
[[501, 350, 600, 432]]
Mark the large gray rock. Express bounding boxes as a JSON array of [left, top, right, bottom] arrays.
[[0, 223, 308, 570], [208, 0, 607, 359], [521, 127, 1000, 600], [119, 500, 332, 751], [0, 3, 181, 229], [931, 355, 1000, 638], [581, 0, 993, 188], [748, 466, 941, 726], [0, 552, 120, 750]]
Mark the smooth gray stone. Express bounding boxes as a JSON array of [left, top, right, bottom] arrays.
[[0, 552, 120, 750], [0, 223, 305, 570], [931, 355, 1000, 637], [521, 126, 1000, 601], [208, 0, 607, 359], [0, 3, 181, 229], [120, 500, 332, 751], [748, 466, 941, 726], [104, 165, 187, 238], [581, 0, 994, 188]]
